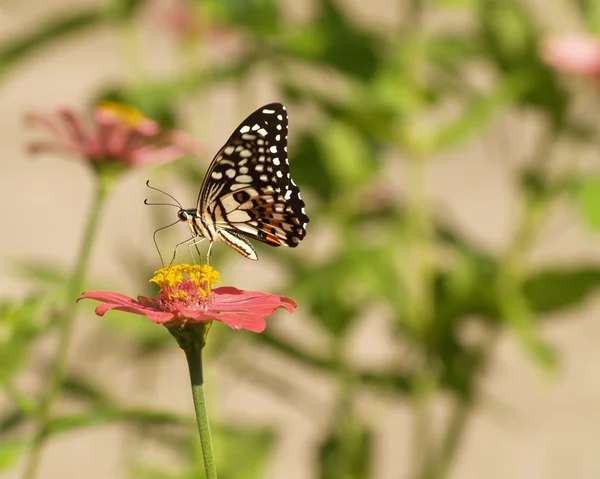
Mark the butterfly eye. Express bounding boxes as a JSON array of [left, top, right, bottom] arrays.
[[178, 210, 189, 222]]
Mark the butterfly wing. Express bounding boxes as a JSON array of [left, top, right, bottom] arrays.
[[197, 103, 309, 258]]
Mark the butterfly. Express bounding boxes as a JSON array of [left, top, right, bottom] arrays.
[[176, 103, 308, 262]]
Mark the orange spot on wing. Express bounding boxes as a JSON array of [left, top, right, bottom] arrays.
[[265, 235, 282, 245]]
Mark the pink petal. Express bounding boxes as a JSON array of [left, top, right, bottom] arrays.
[[26, 110, 86, 157], [213, 287, 297, 312], [107, 127, 131, 159], [130, 145, 188, 166], [170, 304, 213, 322], [78, 291, 174, 323], [156, 2, 204, 38], [135, 119, 160, 135], [171, 130, 203, 156], [27, 140, 79, 157], [204, 310, 267, 332], [206, 287, 297, 332], [137, 295, 161, 307], [94, 108, 122, 125], [94, 109, 132, 158], [58, 107, 92, 154], [541, 34, 600, 77], [117, 133, 146, 162], [25, 112, 62, 136], [78, 286, 297, 334], [91, 117, 115, 158]]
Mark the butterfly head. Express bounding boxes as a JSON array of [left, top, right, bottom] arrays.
[[177, 208, 205, 238], [177, 209, 192, 222], [177, 208, 198, 229]]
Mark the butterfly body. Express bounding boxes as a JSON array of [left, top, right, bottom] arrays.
[[178, 103, 308, 261]]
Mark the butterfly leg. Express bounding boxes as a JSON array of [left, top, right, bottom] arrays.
[[169, 236, 201, 268], [186, 237, 206, 265], [206, 241, 214, 267]]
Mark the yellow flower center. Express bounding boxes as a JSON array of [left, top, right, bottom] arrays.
[[150, 264, 221, 302], [97, 101, 148, 127]]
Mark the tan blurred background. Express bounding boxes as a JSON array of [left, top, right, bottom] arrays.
[[2, 0, 600, 478]]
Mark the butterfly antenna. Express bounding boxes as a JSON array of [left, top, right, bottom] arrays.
[[145, 180, 184, 209], [144, 199, 182, 208], [152, 219, 180, 267]]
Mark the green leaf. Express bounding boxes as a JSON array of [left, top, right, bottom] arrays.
[[130, 424, 273, 479], [319, 419, 372, 479], [290, 132, 334, 201], [278, 25, 326, 58], [435, 0, 478, 5], [255, 330, 411, 394], [481, 1, 535, 63], [433, 241, 499, 327], [213, 0, 281, 35], [282, 81, 397, 144], [280, 0, 380, 80], [0, 297, 48, 385], [574, 176, 600, 231], [5, 386, 38, 417], [479, 0, 567, 123], [370, 51, 420, 117], [62, 377, 113, 408], [13, 261, 67, 287], [213, 425, 274, 479], [524, 267, 600, 314], [317, 121, 378, 192], [433, 72, 529, 150], [427, 34, 482, 81], [575, 0, 600, 34], [0, 415, 27, 445], [0, 438, 26, 471], [499, 291, 557, 371], [288, 254, 362, 336], [47, 407, 191, 436], [318, 0, 380, 81], [105, 0, 147, 20]]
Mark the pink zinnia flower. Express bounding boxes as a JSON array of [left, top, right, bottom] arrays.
[[78, 264, 297, 341], [152, 0, 242, 60], [541, 34, 600, 85], [26, 102, 196, 168], [155, 0, 231, 42]]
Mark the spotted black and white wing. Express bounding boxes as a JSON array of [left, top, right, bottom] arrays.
[[197, 103, 308, 259]]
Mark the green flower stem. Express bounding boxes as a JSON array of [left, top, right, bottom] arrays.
[[434, 330, 500, 478], [22, 181, 108, 479], [403, 151, 437, 478], [185, 348, 217, 479]]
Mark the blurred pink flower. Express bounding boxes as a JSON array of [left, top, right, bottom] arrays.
[[541, 34, 600, 84], [78, 264, 297, 333], [26, 102, 197, 168], [155, 0, 231, 42], [153, 0, 242, 61]]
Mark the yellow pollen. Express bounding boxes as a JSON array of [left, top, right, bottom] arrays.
[[97, 101, 147, 127], [150, 264, 221, 298]]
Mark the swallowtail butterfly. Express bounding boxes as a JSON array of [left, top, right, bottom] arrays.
[[177, 103, 308, 261]]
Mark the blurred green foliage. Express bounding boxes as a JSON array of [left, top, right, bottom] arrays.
[[3, 0, 600, 478]]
